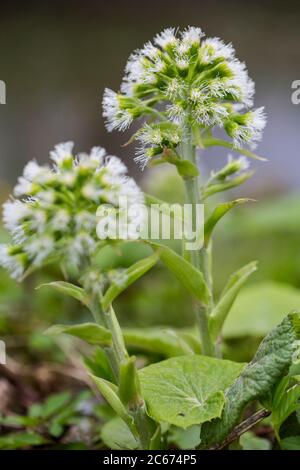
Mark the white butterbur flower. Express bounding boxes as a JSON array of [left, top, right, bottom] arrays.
[[0, 245, 25, 280], [124, 53, 146, 83], [236, 155, 250, 172], [37, 190, 55, 204], [137, 125, 163, 146], [75, 211, 96, 231], [90, 146, 106, 164], [227, 154, 250, 173], [3, 200, 30, 232], [23, 161, 53, 184], [134, 147, 152, 170], [82, 182, 103, 201], [0, 143, 144, 279], [225, 60, 255, 107], [104, 156, 127, 176], [249, 107, 267, 134], [201, 37, 235, 63], [14, 177, 33, 197], [25, 235, 55, 265], [23, 161, 42, 180], [51, 209, 70, 231], [140, 41, 160, 60], [103, 25, 266, 167], [103, 88, 134, 132], [71, 232, 95, 265], [59, 171, 76, 186], [181, 27, 204, 46], [175, 57, 189, 70], [50, 141, 74, 165], [165, 78, 185, 100], [230, 107, 267, 148], [29, 209, 47, 232], [154, 27, 177, 49]]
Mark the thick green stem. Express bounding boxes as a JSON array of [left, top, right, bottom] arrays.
[[88, 290, 154, 449], [181, 124, 215, 357], [89, 295, 126, 380], [196, 304, 215, 357]]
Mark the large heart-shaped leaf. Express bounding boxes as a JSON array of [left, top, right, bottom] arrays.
[[139, 355, 245, 428]]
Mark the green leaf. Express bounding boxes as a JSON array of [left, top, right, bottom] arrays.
[[49, 422, 64, 438], [202, 172, 254, 199], [201, 312, 300, 447], [123, 327, 200, 358], [102, 253, 159, 310], [223, 282, 300, 339], [239, 431, 271, 450], [281, 436, 300, 450], [272, 376, 290, 410], [174, 159, 199, 178], [45, 323, 112, 346], [168, 425, 201, 450], [149, 425, 162, 450], [144, 194, 183, 223], [40, 392, 72, 419], [101, 417, 138, 450], [202, 136, 267, 161], [204, 199, 254, 246], [90, 375, 136, 434], [271, 381, 300, 433], [0, 432, 48, 449], [144, 193, 168, 207], [0, 414, 39, 428], [119, 356, 142, 408], [139, 355, 244, 428], [209, 262, 257, 340], [83, 347, 115, 382], [160, 146, 199, 177], [147, 242, 210, 305], [37, 281, 88, 305]]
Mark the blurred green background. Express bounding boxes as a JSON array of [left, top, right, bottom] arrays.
[[1, 0, 300, 367]]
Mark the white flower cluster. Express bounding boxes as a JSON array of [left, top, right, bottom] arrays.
[[102, 26, 266, 167], [0, 142, 144, 279]]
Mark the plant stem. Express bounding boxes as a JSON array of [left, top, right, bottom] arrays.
[[209, 409, 271, 450], [180, 123, 215, 357], [88, 289, 154, 449], [89, 294, 126, 380]]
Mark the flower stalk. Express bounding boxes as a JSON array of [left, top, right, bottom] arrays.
[[180, 122, 215, 356], [86, 282, 155, 449]]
